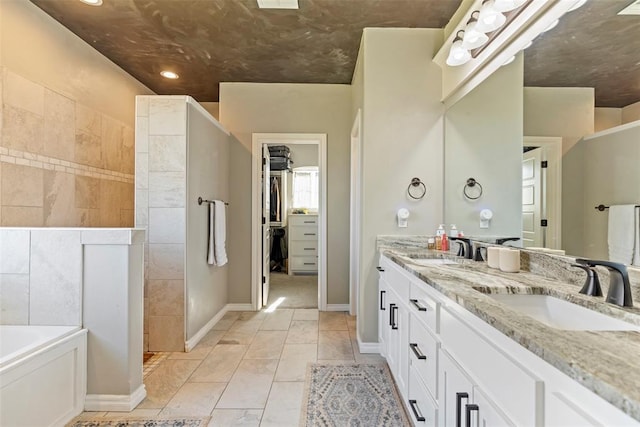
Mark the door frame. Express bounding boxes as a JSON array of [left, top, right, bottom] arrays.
[[349, 109, 362, 317], [523, 136, 562, 249], [251, 133, 328, 311]]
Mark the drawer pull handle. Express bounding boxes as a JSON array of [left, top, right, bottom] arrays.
[[303, 262, 316, 265], [304, 233, 316, 236], [304, 248, 314, 250], [391, 305, 399, 330], [409, 343, 427, 360], [456, 392, 469, 427], [303, 220, 315, 223], [380, 290, 386, 310], [465, 404, 479, 427], [389, 303, 396, 327], [409, 399, 426, 422], [376, 266, 385, 272], [410, 299, 427, 312]]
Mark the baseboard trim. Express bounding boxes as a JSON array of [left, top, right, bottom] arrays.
[[185, 307, 228, 352], [357, 335, 380, 354], [226, 303, 254, 311], [325, 304, 350, 312], [84, 384, 146, 412]]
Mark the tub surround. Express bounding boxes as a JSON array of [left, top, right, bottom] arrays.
[[380, 244, 640, 421]]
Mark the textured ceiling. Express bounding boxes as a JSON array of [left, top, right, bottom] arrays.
[[30, 0, 640, 107]]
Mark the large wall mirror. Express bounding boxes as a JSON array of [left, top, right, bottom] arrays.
[[443, 0, 640, 266]]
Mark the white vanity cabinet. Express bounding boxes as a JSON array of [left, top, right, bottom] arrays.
[[377, 253, 640, 427]]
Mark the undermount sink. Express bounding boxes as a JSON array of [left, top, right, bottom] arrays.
[[407, 258, 459, 266], [486, 294, 640, 331]]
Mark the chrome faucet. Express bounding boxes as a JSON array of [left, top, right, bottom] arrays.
[[576, 259, 633, 307]]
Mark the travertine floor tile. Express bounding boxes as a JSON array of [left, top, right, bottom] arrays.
[[219, 320, 262, 345], [159, 382, 226, 417], [221, 311, 241, 321], [216, 359, 278, 409], [244, 330, 287, 359], [260, 309, 294, 330], [286, 320, 318, 344], [260, 382, 305, 427], [293, 309, 319, 321], [274, 358, 313, 382], [319, 311, 348, 331], [189, 344, 247, 383], [137, 359, 201, 408], [168, 343, 213, 360], [212, 318, 236, 331], [208, 409, 262, 426], [238, 311, 267, 321], [103, 408, 161, 418], [198, 329, 226, 347], [346, 315, 357, 331], [280, 343, 317, 361], [318, 330, 354, 360]]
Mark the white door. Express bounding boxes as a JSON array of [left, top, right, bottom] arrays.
[[262, 145, 271, 307], [522, 148, 543, 248]]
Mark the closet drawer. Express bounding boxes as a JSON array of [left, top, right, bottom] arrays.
[[290, 240, 318, 256], [289, 226, 318, 241], [409, 314, 439, 399], [288, 215, 318, 226], [290, 256, 318, 271]]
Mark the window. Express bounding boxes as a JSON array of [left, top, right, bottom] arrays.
[[291, 166, 319, 210]]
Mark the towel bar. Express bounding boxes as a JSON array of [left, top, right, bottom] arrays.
[[198, 197, 229, 206], [595, 204, 640, 211]]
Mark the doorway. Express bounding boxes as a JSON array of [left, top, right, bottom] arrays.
[[251, 133, 328, 311]]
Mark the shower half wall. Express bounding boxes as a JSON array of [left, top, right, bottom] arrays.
[[135, 95, 230, 352]]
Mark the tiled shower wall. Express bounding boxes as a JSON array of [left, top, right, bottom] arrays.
[[0, 67, 134, 227]]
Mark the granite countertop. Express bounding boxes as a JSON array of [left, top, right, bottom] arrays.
[[380, 248, 640, 422]]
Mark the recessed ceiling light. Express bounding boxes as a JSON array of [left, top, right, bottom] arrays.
[[79, 0, 103, 6], [160, 71, 179, 79], [257, 0, 299, 9]]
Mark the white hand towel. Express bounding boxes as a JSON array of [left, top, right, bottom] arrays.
[[207, 202, 216, 265], [608, 204, 636, 264], [634, 207, 640, 267], [214, 200, 228, 266]]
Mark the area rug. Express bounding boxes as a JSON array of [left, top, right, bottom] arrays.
[[301, 363, 410, 426], [66, 417, 209, 427]]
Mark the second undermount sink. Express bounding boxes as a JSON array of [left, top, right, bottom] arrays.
[[486, 294, 640, 331]]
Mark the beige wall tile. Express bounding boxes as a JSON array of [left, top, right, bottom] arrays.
[[148, 208, 185, 244], [43, 89, 75, 161], [149, 315, 184, 352], [120, 209, 134, 227], [75, 175, 100, 209], [102, 116, 123, 171], [43, 170, 75, 226], [1, 163, 43, 207], [122, 126, 135, 174], [144, 297, 149, 333], [75, 131, 102, 168], [148, 279, 184, 316], [1, 207, 43, 226], [99, 179, 122, 226], [2, 105, 44, 152], [0, 162, 3, 225], [76, 104, 102, 137], [148, 244, 184, 280], [120, 182, 134, 210], [4, 70, 44, 115], [149, 98, 186, 135], [76, 208, 100, 227]]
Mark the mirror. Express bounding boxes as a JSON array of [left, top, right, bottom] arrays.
[[444, 3, 640, 266]]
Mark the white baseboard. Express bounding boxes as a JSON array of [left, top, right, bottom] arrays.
[[357, 334, 380, 354], [84, 384, 146, 412], [185, 306, 229, 352], [325, 304, 350, 312], [226, 303, 254, 311]]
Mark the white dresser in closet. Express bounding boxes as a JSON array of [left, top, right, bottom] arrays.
[[288, 214, 318, 275]]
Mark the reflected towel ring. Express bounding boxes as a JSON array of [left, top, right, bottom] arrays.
[[463, 178, 483, 200], [407, 177, 427, 200]]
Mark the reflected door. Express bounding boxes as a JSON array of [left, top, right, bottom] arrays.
[[262, 145, 271, 307], [522, 148, 543, 247]]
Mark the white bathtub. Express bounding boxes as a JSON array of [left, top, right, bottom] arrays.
[[0, 325, 87, 427]]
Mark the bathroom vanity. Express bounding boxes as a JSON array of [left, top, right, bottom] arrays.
[[377, 249, 640, 426]]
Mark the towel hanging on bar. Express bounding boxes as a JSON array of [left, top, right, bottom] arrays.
[[207, 200, 228, 266]]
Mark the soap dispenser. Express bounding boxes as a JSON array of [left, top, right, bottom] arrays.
[[436, 224, 445, 237], [449, 224, 458, 238]]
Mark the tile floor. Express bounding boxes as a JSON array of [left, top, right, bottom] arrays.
[[75, 309, 384, 426]]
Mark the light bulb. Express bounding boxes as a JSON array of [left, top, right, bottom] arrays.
[[493, 0, 526, 12], [476, 0, 507, 32], [462, 20, 489, 49], [446, 37, 472, 66], [160, 71, 179, 79]]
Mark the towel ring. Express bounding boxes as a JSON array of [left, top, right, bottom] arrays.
[[407, 178, 427, 200], [463, 178, 483, 200]]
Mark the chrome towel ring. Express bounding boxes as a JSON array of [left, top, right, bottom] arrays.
[[407, 177, 427, 200], [463, 178, 483, 200]]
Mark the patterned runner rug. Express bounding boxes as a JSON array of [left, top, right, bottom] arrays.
[[66, 417, 209, 427], [301, 363, 410, 426]]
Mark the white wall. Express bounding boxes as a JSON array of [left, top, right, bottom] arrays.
[[219, 83, 352, 305], [445, 54, 524, 240], [595, 108, 622, 132], [358, 28, 445, 343], [622, 101, 640, 124], [185, 102, 229, 339]]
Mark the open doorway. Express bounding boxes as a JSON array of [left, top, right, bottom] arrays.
[[251, 133, 327, 311]]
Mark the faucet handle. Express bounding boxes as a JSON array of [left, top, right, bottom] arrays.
[[495, 237, 520, 245], [570, 264, 603, 297]]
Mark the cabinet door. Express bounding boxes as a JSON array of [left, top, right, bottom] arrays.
[[386, 292, 400, 378], [378, 272, 388, 358], [472, 386, 515, 427], [439, 349, 474, 427], [395, 298, 409, 399]]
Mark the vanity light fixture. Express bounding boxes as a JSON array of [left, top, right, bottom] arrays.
[[475, 0, 507, 32], [568, 0, 588, 12], [160, 70, 179, 79], [502, 55, 516, 66], [542, 19, 559, 32], [493, 0, 527, 13], [462, 12, 490, 50], [446, 31, 472, 66], [79, 0, 103, 5]]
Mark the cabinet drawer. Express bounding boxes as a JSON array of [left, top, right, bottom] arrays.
[[408, 368, 438, 426], [409, 281, 440, 334], [288, 215, 318, 226], [379, 256, 409, 301], [440, 307, 542, 427], [289, 225, 318, 241], [409, 314, 439, 400], [290, 256, 318, 271], [290, 240, 318, 256]]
